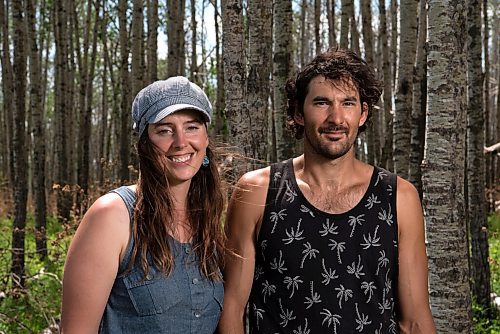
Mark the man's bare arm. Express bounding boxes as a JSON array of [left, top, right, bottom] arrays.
[[218, 169, 270, 334]]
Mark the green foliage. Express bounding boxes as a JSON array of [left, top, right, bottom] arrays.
[[0, 216, 70, 333], [472, 212, 500, 333]]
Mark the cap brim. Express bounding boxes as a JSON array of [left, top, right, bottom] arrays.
[[148, 104, 211, 124]]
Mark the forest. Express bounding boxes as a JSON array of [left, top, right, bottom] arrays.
[[0, 0, 499, 332]]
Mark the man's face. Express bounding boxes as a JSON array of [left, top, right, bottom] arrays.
[[294, 76, 368, 160]]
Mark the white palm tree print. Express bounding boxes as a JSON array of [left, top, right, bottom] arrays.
[[252, 303, 265, 330], [320, 308, 341, 333], [269, 208, 287, 234], [262, 280, 276, 303], [304, 281, 321, 309], [377, 203, 393, 226], [355, 303, 372, 332], [254, 265, 264, 280], [365, 193, 381, 209], [374, 170, 387, 186], [292, 318, 310, 334], [279, 298, 296, 327], [335, 284, 353, 309], [376, 250, 389, 275], [283, 218, 305, 245], [328, 239, 346, 264], [270, 250, 288, 274], [321, 258, 338, 285], [374, 323, 383, 334], [300, 242, 320, 268], [284, 180, 298, 203], [319, 218, 338, 236], [284, 275, 303, 298], [300, 204, 315, 217], [347, 255, 365, 279], [348, 214, 365, 237], [361, 281, 377, 303], [360, 225, 381, 249], [273, 171, 282, 182]]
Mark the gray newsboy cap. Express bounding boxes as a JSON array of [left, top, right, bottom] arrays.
[[132, 76, 212, 137]]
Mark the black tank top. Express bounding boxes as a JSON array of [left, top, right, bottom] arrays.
[[248, 159, 400, 334]]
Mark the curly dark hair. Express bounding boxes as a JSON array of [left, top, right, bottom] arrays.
[[285, 48, 382, 139]]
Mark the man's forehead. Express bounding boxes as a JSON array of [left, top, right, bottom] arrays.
[[307, 76, 359, 95]]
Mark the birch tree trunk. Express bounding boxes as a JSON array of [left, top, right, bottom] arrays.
[[326, 0, 335, 48], [221, 0, 248, 178], [360, 0, 378, 165], [131, 0, 144, 96], [27, 0, 47, 259], [348, 0, 359, 55], [118, 0, 130, 182], [210, 0, 225, 139], [300, 0, 308, 67], [466, 0, 491, 312], [0, 0, 15, 189], [167, 0, 186, 77], [314, 0, 321, 55], [247, 0, 272, 168], [409, 0, 426, 196], [379, 0, 393, 171], [147, 0, 158, 83], [274, 0, 294, 162], [423, 0, 472, 331], [339, 0, 349, 49], [190, 0, 198, 82], [393, 0, 417, 179], [54, 0, 72, 223], [11, 0, 28, 289]]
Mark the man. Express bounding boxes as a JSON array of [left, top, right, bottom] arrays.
[[218, 49, 436, 333]]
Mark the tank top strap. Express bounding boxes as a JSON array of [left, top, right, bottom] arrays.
[[108, 186, 136, 275]]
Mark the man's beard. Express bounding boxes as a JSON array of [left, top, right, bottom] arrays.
[[304, 124, 358, 160]]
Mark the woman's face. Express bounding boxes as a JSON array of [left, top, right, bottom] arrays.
[[147, 109, 209, 186]]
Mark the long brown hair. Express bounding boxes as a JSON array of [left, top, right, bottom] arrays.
[[130, 133, 226, 281]]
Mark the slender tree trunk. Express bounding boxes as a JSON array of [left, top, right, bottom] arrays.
[[190, 0, 198, 82], [409, 0, 426, 197], [393, 0, 417, 179], [131, 0, 144, 97], [221, 0, 248, 178], [210, 0, 225, 139], [147, 0, 158, 83], [348, 0, 359, 55], [314, 0, 321, 55], [118, 0, 130, 182], [300, 0, 308, 67], [11, 0, 28, 290], [339, 0, 349, 49], [467, 0, 491, 312], [27, 0, 47, 259], [423, 0, 472, 331], [247, 0, 272, 168], [327, 0, 335, 48], [274, 0, 294, 162], [483, 0, 493, 210], [0, 0, 15, 190], [54, 0, 72, 223], [390, 0, 398, 87], [379, 0, 393, 171], [167, 0, 186, 77], [361, 0, 378, 165]]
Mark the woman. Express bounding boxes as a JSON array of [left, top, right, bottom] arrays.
[[61, 77, 226, 333]]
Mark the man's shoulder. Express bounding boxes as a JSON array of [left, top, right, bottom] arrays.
[[238, 165, 272, 188]]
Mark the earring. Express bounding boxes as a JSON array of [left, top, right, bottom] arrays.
[[202, 156, 210, 167]]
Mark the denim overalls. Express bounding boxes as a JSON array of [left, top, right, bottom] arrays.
[[99, 186, 224, 333]]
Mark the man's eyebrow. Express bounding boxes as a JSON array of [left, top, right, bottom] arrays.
[[311, 96, 331, 102], [343, 96, 358, 101], [153, 119, 203, 127]]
